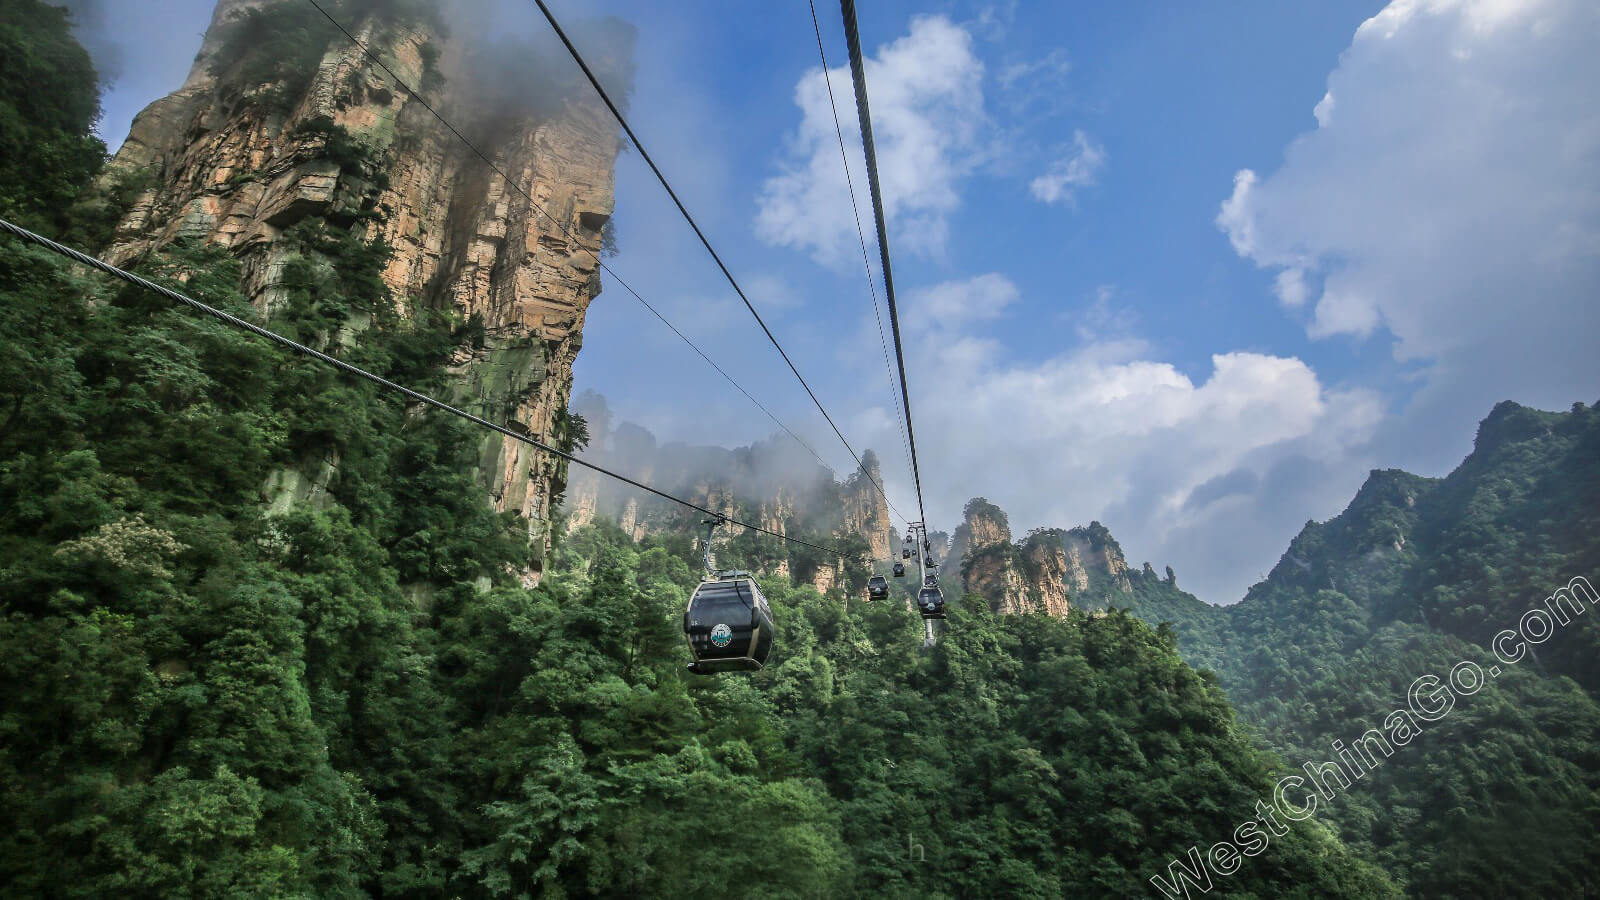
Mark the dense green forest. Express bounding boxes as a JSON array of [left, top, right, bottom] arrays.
[[7, 3, 1598, 897], [1051, 403, 1600, 897], [0, 4, 1403, 896]]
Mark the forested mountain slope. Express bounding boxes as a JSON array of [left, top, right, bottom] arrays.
[[0, 229, 1400, 895], [0, 3, 1398, 896], [1086, 401, 1600, 897]]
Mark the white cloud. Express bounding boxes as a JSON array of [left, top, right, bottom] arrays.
[[1218, 0, 1599, 468], [906, 272, 1019, 331], [995, 48, 1076, 121], [846, 275, 1383, 603], [1308, 286, 1382, 339], [997, 50, 1070, 91], [742, 273, 804, 311], [1273, 268, 1310, 307], [1216, 169, 1261, 258], [1029, 130, 1105, 206], [972, 0, 1020, 40], [755, 16, 986, 265], [1056, 284, 1140, 343]]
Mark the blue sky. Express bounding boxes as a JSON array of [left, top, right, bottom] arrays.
[[81, 0, 1598, 603]]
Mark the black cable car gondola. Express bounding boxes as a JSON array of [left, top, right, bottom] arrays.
[[867, 574, 889, 600], [918, 579, 947, 620], [892, 562, 906, 577], [683, 517, 775, 674], [684, 571, 774, 674]]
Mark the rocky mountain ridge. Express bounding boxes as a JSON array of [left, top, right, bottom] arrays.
[[918, 399, 1600, 896], [562, 393, 890, 592], [950, 498, 1149, 617], [1107, 398, 1600, 897]]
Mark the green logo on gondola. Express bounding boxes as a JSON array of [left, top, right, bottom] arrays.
[[710, 623, 733, 647]]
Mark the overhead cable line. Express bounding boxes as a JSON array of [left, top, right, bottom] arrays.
[[839, 0, 929, 527], [0, 217, 872, 564], [302, 0, 840, 498], [527, 0, 912, 527], [806, 0, 917, 523]]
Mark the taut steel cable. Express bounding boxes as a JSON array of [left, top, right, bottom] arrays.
[[0, 217, 873, 564]]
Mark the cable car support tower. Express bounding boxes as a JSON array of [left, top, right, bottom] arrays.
[[904, 522, 944, 647]]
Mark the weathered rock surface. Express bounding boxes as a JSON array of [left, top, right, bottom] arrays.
[[947, 498, 1009, 574], [103, 1, 620, 582], [838, 452, 894, 560], [955, 500, 1144, 617], [565, 474, 599, 533], [1021, 537, 1072, 617], [558, 406, 895, 592]]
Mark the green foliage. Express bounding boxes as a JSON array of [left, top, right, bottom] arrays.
[[0, 225, 525, 892], [290, 116, 377, 175], [0, 41, 535, 876], [64, 165, 155, 250], [546, 406, 590, 515], [0, 221, 1397, 893], [2, 11, 1546, 897], [1107, 402, 1600, 897], [963, 496, 1008, 530], [272, 220, 395, 345], [0, 0, 108, 234], [209, 2, 332, 116]]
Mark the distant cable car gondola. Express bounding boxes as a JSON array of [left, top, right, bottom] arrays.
[[867, 574, 889, 600], [683, 517, 774, 674], [924, 555, 937, 568], [918, 579, 947, 620], [892, 562, 906, 577]]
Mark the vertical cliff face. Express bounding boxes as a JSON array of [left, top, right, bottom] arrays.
[[956, 499, 1031, 614], [838, 452, 893, 559], [757, 489, 796, 580], [948, 497, 1010, 570], [555, 403, 893, 592], [102, 0, 621, 582], [618, 498, 644, 542], [1062, 541, 1093, 593], [1020, 535, 1072, 617], [1065, 522, 1134, 595], [955, 499, 1145, 617], [565, 473, 599, 532]]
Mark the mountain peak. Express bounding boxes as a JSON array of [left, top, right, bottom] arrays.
[[950, 500, 1138, 616], [1471, 399, 1563, 457]]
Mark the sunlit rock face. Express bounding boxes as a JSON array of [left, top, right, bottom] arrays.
[[954, 500, 1030, 614], [1021, 537, 1072, 618], [103, 0, 623, 583], [949, 498, 1011, 565], [838, 452, 894, 560], [954, 497, 1144, 617]]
